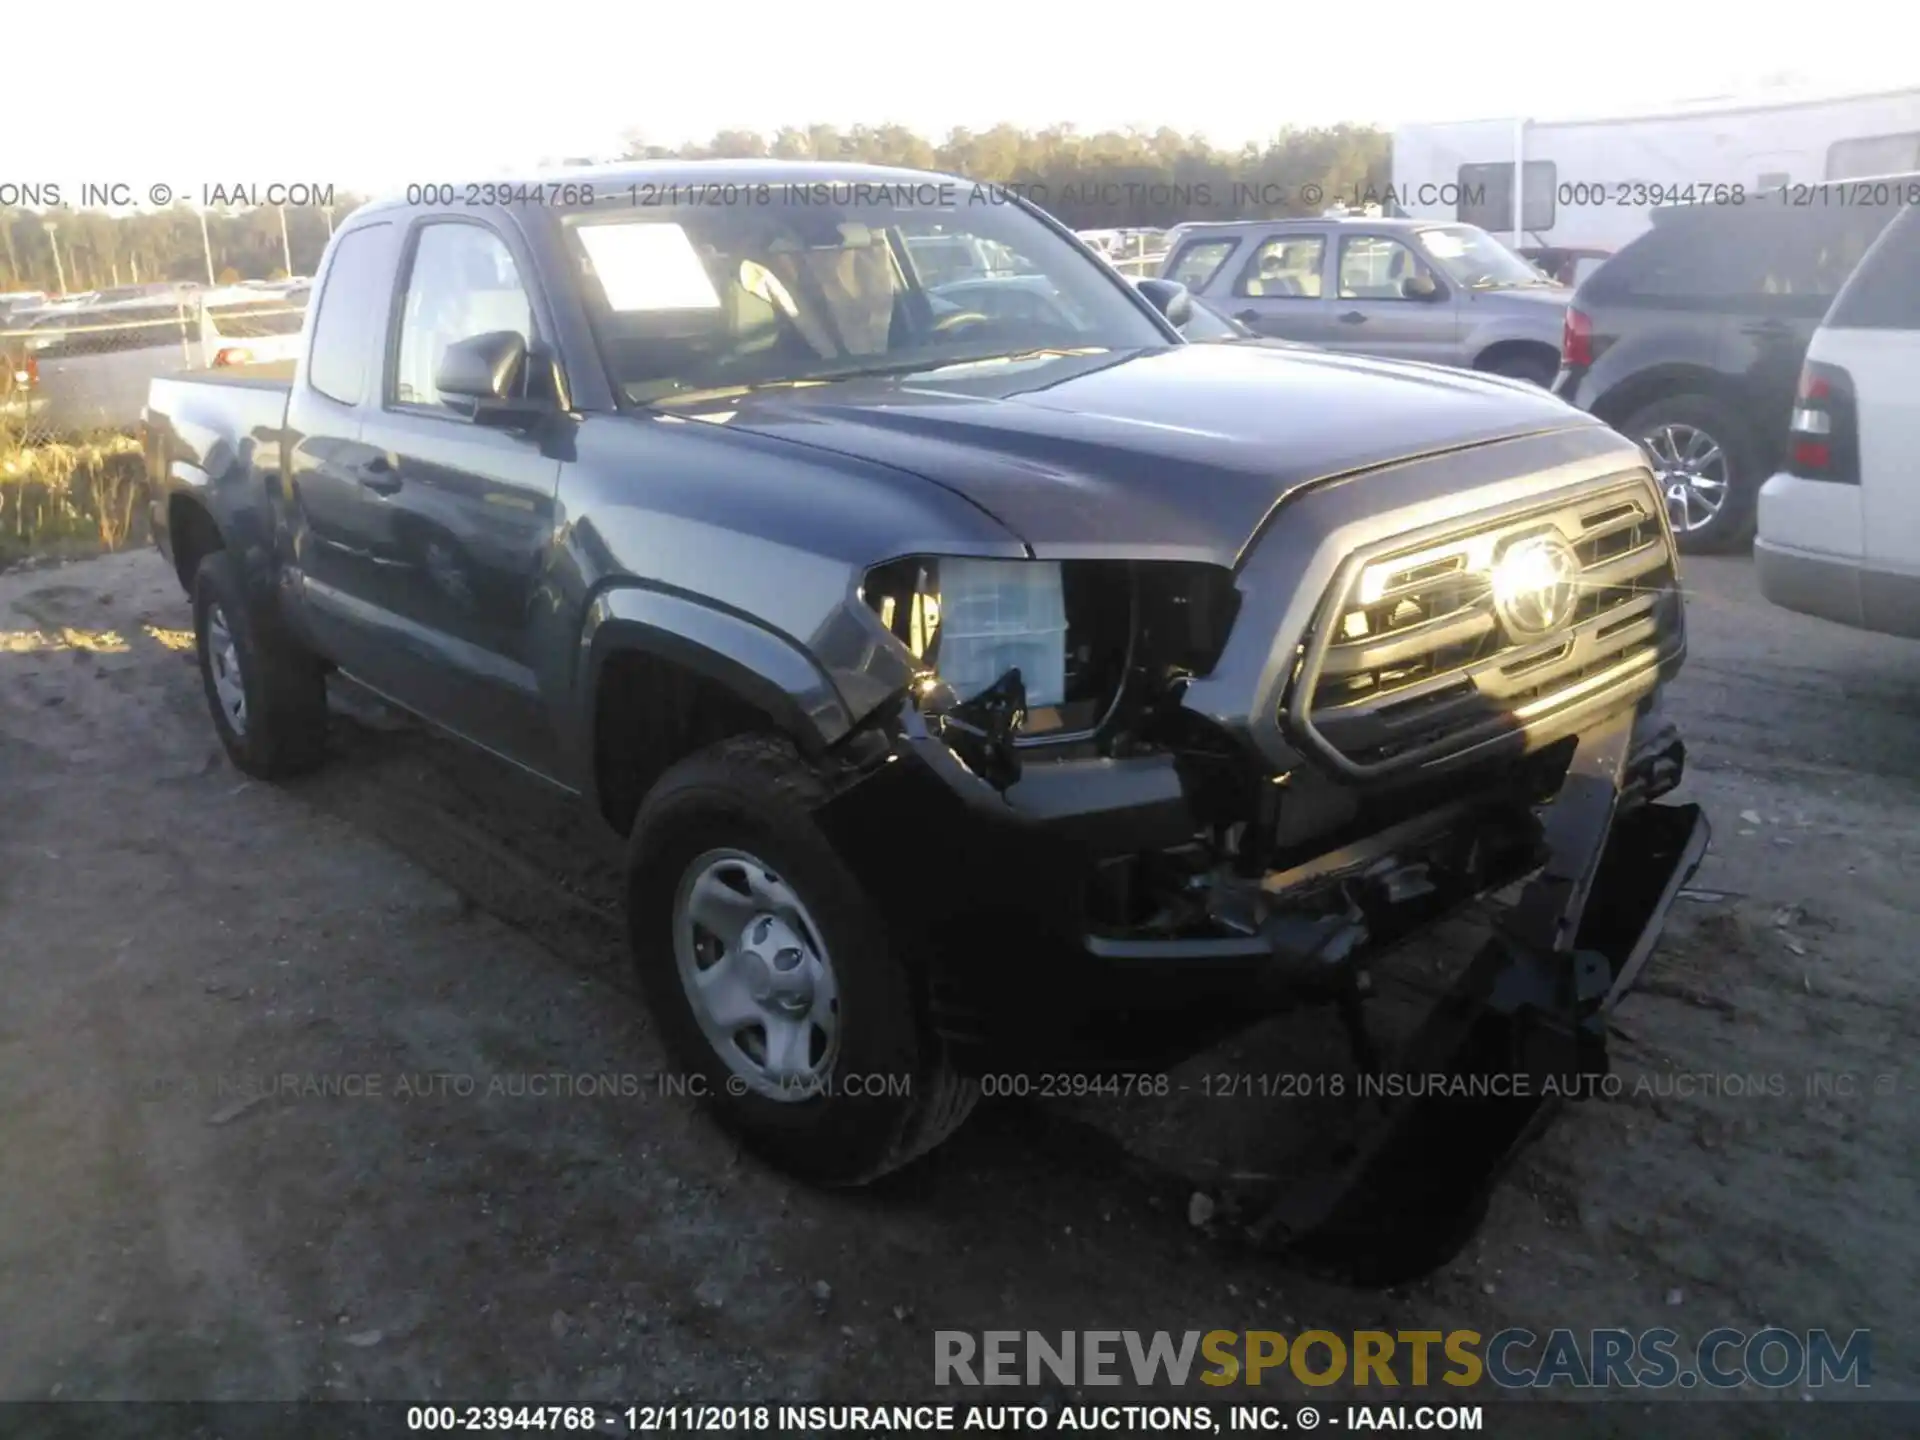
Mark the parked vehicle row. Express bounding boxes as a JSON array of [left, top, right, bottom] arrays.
[[1159, 216, 1568, 383], [1554, 175, 1911, 551], [1132, 175, 1916, 564]]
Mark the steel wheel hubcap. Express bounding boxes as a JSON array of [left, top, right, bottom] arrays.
[[672, 849, 839, 1101], [206, 604, 247, 736], [1643, 422, 1729, 533]]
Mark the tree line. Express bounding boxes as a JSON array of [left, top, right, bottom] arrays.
[[620, 122, 1390, 230], [2, 123, 1388, 295], [0, 202, 350, 297]]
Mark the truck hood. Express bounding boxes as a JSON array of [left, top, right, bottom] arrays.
[[694, 343, 1594, 566]]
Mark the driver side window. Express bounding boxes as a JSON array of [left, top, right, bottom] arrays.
[[394, 223, 534, 412], [1338, 235, 1434, 301]]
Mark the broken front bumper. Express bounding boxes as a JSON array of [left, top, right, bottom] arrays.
[[820, 694, 1694, 1032], [1247, 709, 1708, 1282], [817, 696, 1706, 1281]]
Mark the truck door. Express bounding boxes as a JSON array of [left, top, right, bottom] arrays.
[[1327, 232, 1459, 363], [347, 216, 565, 772], [281, 219, 404, 672], [1221, 232, 1330, 343]]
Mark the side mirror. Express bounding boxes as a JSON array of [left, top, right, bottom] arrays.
[[434, 330, 554, 428], [1135, 278, 1194, 328], [1401, 273, 1443, 302]]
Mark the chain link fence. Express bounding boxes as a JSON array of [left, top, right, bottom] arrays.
[[1, 286, 307, 568]]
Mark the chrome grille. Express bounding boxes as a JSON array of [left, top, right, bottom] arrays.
[[1286, 474, 1682, 775]]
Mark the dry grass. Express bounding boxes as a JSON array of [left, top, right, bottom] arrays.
[[0, 423, 149, 567]]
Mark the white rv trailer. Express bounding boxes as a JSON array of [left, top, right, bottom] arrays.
[[1391, 87, 1920, 253]]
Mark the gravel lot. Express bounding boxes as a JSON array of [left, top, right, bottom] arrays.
[[2, 546, 1916, 1433]]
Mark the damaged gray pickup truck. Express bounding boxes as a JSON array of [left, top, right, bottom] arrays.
[[145, 163, 1707, 1281]]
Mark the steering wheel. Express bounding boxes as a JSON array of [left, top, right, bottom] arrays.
[[931, 310, 993, 338]]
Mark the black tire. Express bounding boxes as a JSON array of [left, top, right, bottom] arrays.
[[626, 734, 976, 1185], [1619, 393, 1761, 554], [191, 551, 329, 779], [1481, 350, 1559, 387]]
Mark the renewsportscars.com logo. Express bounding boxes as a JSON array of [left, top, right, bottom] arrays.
[[935, 1328, 1872, 1391]]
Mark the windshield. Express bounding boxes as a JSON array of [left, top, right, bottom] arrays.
[[565, 191, 1172, 405], [1417, 225, 1556, 289]]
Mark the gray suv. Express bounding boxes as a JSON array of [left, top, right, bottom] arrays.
[[1163, 216, 1570, 384]]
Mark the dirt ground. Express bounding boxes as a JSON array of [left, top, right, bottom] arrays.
[[2, 546, 1916, 1433]]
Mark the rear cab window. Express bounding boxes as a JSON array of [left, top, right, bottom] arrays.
[[306, 223, 397, 406]]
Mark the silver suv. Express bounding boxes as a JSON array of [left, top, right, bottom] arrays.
[[1162, 216, 1570, 384]]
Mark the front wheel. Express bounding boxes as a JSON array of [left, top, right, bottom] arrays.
[[1621, 393, 1760, 553], [626, 735, 976, 1185]]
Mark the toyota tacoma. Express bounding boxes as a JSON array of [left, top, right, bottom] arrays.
[[145, 163, 1706, 1278]]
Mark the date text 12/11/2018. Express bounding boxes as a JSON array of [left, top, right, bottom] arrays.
[[403, 1402, 1489, 1432]]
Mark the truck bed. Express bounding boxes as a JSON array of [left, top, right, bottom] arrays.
[[145, 368, 295, 576], [147, 368, 291, 452]]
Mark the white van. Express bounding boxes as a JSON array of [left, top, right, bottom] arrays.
[[1757, 203, 1920, 638]]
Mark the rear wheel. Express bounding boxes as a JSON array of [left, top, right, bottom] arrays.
[[626, 735, 976, 1185], [192, 551, 329, 779], [1621, 393, 1760, 553]]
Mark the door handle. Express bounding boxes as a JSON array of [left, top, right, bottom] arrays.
[[359, 455, 402, 495], [1339, 310, 1368, 324], [1236, 309, 1262, 324]]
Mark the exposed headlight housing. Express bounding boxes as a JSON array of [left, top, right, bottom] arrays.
[[862, 556, 1240, 742], [871, 557, 1068, 707]]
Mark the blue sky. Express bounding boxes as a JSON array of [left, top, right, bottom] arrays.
[[14, 0, 1914, 197]]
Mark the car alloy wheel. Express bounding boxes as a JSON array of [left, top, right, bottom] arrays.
[[205, 602, 248, 737], [1642, 421, 1729, 534], [672, 847, 840, 1101]]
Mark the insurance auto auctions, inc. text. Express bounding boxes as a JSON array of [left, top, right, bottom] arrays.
[[760, 1404, 1480, 1432]]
